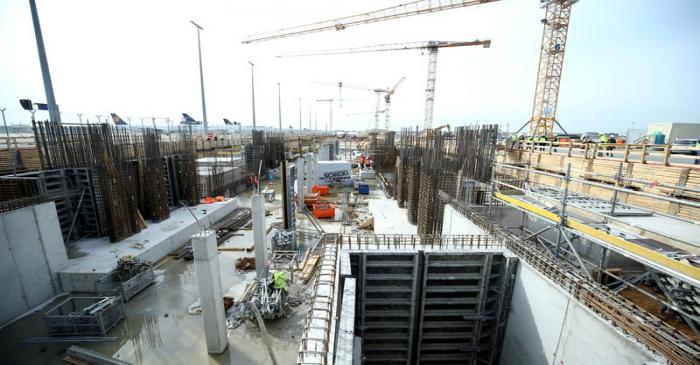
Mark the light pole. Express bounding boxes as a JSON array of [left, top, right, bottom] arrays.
[[96, 114, 103, 123], [77, 113, 83, 123], [191, 20, 208, 137], [249, 61, 256, 130], [0, 108, 10, 140], [298, 98, 302, 132], [1, 108, 17, 175], [277, 82, 282, 131], [1, 108, 9, 146], [29, 0, 60, 123]]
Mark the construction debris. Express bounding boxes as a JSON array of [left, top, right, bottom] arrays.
[[235, 257, 256, 271]]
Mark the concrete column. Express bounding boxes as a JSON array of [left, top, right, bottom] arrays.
[[251, 194, 268, 279], [313, 152, 319, 185], [306, 154, 313, 193], [192, 230, 228, 354], [297, 157, 305, 203]]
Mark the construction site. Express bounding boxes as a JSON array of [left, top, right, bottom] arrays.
[[1, 1, 700, 364]]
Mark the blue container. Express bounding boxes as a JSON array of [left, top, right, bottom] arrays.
[[358, 184, 370, 195], [652, 133, 665, 145]]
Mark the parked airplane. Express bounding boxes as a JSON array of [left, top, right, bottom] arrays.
[[181, 113, 203, 125]]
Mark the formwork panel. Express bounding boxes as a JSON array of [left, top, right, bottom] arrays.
[[355, 252, 419, 365], [349, 251, 516, 365]]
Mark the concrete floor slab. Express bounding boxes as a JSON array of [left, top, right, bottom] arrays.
[[367, 192, 417, 235], [59, 199, 238, 292], [0, 251, 305, 365]]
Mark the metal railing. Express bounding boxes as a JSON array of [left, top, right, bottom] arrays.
[[339, 233, 503, 251], [507, 140, 699, 166]]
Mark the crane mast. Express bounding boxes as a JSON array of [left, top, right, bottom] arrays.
[[424, 45, 439, 129], [317, 99, 334, 131], [529, 0, 575, 137]]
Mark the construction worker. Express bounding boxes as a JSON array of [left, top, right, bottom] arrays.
[[508, 134, 516, 150], [598, 134, 608, 156], [538, 135, 547, 151], [607, 135, 617, 156]]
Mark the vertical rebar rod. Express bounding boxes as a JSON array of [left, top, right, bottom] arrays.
[[554, 163, 571, 257]]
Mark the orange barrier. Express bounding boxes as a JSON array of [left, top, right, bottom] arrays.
[[311, 185, 330, 195], [200, 196, 225, 204], [313, 203, 335, 219]]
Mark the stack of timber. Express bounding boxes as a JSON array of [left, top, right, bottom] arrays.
[[500, 149, 700, 222]]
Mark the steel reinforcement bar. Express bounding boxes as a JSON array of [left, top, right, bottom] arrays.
[[297, 234, 340, 365]]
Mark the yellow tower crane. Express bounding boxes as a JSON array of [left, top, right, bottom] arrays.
[[527, 0, 578, 137], [243, 0, 579, 136]]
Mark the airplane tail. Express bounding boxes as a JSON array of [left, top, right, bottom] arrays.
[[181, 113, 202, 125], [223, 118, 233, 125], [110, 113, 128, 126]]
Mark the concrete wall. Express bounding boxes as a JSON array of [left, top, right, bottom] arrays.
[[647, 122, 700, 143], [441, 205, 486, 235], [0, 202, 67, 327], [501, 262, 659, 365]]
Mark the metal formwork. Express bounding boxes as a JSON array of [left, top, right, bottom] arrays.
[[356, 253, 421, 365], [344, 246, 516, 365], [416, 253, 515, 364]]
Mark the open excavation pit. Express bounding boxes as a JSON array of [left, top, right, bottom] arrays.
[[298, 230, 694, 365], [347, 251, 518, 364], [297, 235, 520, 365]]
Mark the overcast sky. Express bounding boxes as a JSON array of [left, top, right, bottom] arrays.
[[1, 0, 699, 133]]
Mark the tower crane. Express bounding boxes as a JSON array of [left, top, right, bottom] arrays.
[[244, 0, 578, 136], [346, 111, 385, 131], [314, 76, 405, 130], [279, 41, 490, 130], [316, 99, 335, 132], [312, 81, 344, 108], [383, 76, 405, 130], [527, 0, 577, 137], [315, 98, 367, 132]]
